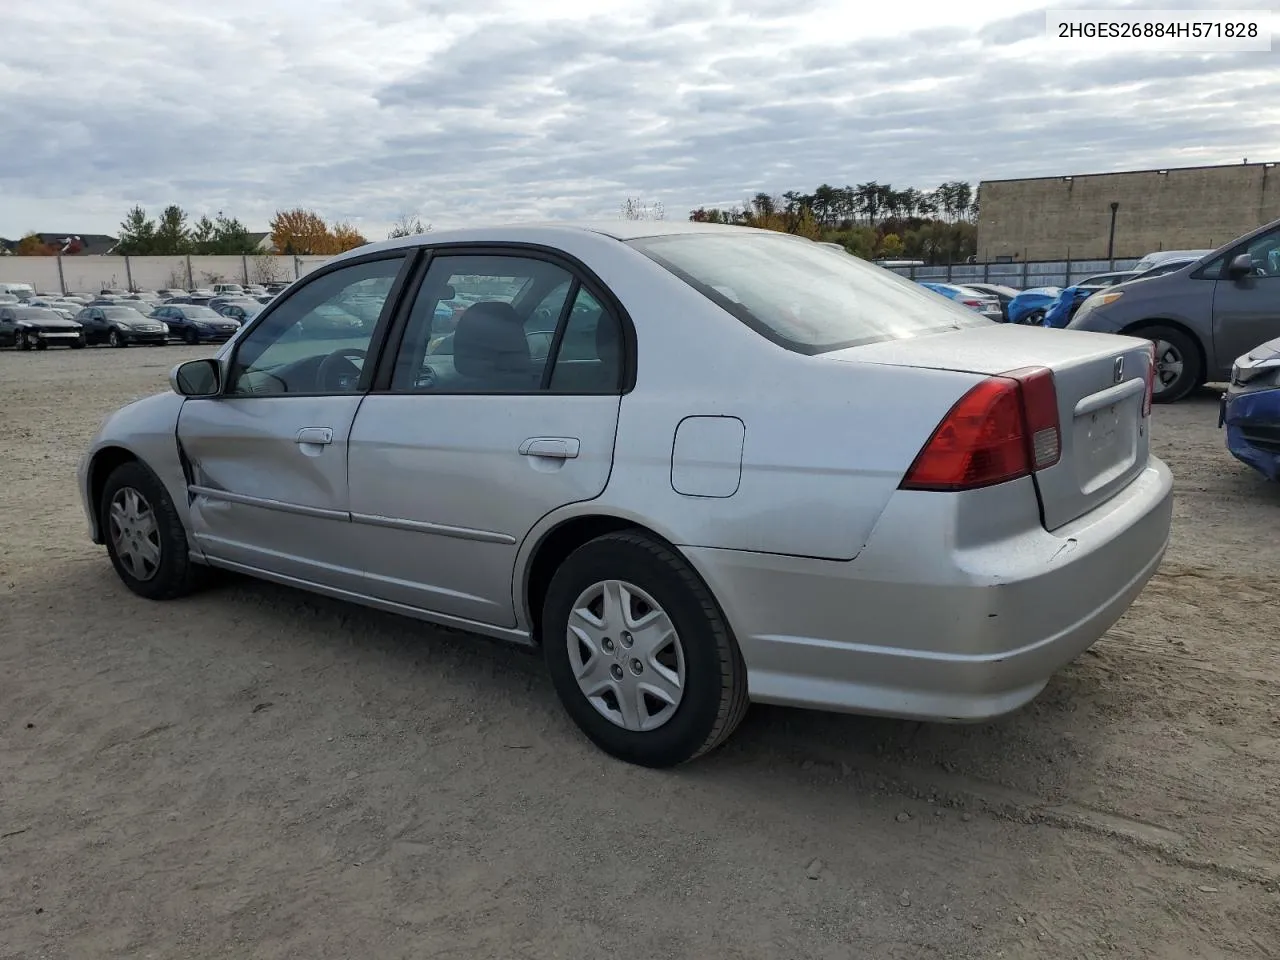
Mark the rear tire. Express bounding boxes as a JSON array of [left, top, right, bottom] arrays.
[[541, 531, 749, 767], [1140, 325, 1202, 404], [184, 328, 199, 346], [101, 461, 204, 600]]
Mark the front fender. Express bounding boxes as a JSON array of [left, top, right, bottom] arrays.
[[79, 391, 193, 546]]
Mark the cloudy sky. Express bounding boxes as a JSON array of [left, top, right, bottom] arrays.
[[2, 0, 1277, 238]]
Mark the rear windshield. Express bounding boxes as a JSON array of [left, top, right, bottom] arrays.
[[628, 232, 988, 353]]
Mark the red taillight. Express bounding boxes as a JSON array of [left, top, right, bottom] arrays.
[[900, 367, 1061, 492], [961, 299, 984, 309], [1143, 342, 1155, 417]]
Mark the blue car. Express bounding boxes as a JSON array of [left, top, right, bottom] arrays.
[[917, 282, 1003, 319], [1006, 287, 1060, 325], [1220, 335, 1280, 482], [1041, 286, 1096, 328]]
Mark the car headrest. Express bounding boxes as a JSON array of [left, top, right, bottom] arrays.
[[595, 313, 620, 365], [451, 300, 530, 379]]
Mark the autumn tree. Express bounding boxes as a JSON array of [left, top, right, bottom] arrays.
[[15, 232, 56, 256], [331, 221, 368, 252], [271, 208, 337, 255]]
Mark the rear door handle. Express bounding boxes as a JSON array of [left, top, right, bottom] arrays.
[[519, 437, 580, 459], [296, 427, 334, 446]]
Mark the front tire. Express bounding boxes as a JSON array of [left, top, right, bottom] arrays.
[[542, 531, 749, 767], [108, 328, 127, 348], [101, 461, 203, 600], [1141, 325, 1202, 404], [184, 328, 199, 346], [16, 330, 31, 351]]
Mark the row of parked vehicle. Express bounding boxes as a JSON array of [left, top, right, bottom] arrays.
[[0, 281, 292, 351], [912, 219, 1280, 484]]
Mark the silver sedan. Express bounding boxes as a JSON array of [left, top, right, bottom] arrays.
[[77, 222, 1174, 767]]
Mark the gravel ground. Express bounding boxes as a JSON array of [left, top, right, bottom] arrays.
[[2, 346, 1278, 960]]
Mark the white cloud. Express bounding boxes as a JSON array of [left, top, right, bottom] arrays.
[[2, 0, 1277, 238]]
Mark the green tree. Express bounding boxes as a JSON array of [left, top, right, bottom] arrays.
[[190, 215, 216, 253], [115, 206, 157, 256], [878, 233, 906, 258], [153, 204, 190, 254], [210, 213, 258, 255]]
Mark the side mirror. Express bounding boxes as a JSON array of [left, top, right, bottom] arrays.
[[171, 358, 221, 398], [1227, 253, 1254, 279]]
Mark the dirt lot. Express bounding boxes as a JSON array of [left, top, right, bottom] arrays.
[[2, 345, 1278, 960]]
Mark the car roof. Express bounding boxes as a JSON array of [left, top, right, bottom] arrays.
[[330, 220, 782, 264]]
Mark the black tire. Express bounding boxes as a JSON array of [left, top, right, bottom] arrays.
[[16, 330, 31, 351], [71, 338, 85, 349], [108, 327, 128, 348], [35, 341, 47, 351], [100, 460, 204, 601], [1024, 309, 1046, 325], [184, 328, 199, 346], [1140, 324, 1202, 404], [542, 531, 749, 767]]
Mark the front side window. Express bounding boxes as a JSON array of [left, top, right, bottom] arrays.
[[1244, 228, 1280, 278], [227, 255, 405, 396], [629, 232, 988, 354], [390, 254, 622, 394]]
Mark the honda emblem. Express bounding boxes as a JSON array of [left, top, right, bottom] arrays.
[[1113, 356, 1124, 383]]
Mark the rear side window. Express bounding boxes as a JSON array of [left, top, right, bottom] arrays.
[[628, 233, 987, 354]]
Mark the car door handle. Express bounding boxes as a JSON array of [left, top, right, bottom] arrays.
[[519, 437, 580, 459], [296, 427, 334, 446]]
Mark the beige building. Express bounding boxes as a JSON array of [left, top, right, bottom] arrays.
[[976, 161, 1280, 261]]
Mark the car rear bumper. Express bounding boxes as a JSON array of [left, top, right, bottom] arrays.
[[1223, 388, 1280, 482], [683, 458, 1174, 722]]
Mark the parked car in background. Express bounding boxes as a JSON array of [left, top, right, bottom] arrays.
[[253, 294, 275, 304], [75, 305, 170, 347], [27, 299, 79, 321], [77, 221, 1173, 767], [0, 294, 23, 306], [1132, 249, 1213, 272], [1070, 218, 1280, 402], [1, 305, 85, 349], [1220, 335, 1280, 482], [188, 288, 216, 300], [214, 300, 262, 324], [1007, 286, 1062, 325], [156, 288, 188, 300], [0, 282, 38, 300], [151, 304, 240, 344], [244, 284, 268, 297], [959, 282, 1019, 321], [918, 282, 1002, 319], [212, 283, 245, 297], [263, 281, 291, 294]]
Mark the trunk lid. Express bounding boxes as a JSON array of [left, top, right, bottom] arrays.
[[826, 324, 1154, 530]]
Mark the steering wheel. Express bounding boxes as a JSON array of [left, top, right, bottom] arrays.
[[315, 347, 367, 392]]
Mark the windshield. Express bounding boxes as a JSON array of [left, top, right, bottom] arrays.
[[16, 308, 59, 320], [628, 232, 987, 354], [105, 306, 149, 318], [179, 306, 221, 318]]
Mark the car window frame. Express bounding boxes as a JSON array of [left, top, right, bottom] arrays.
[[370, 242, 637, 396], [212, 249, 418, 400]]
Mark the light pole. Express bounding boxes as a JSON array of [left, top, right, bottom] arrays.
[[1107, 202, 1119, 262]]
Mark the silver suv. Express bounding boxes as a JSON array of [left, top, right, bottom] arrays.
[[1070, 219, 1280, 402]]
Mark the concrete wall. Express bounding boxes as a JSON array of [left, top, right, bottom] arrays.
[[977, 162, 1280, 261], [0, 254, 331, 295]]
